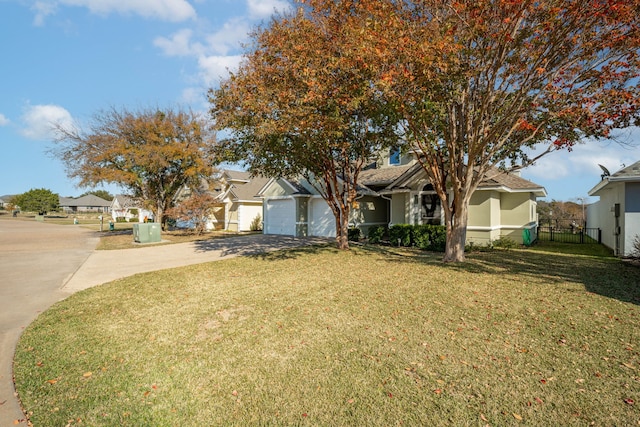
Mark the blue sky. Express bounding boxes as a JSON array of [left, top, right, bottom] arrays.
[[0, 0, 638, 203]]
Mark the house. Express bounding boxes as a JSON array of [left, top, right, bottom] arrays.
[[258, 150, 546, 245], [175, 170, 269, 232], [59, 195, 111, 214], [110, 195, 154, 222], [207, 170, 270, 232], [587, 161, 640, 257], [0, 194, 17, 210]]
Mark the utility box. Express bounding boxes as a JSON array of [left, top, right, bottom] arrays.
[[133, 223, 161, 243]]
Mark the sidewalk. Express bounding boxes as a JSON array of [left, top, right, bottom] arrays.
[[63, 234, 330, 292]]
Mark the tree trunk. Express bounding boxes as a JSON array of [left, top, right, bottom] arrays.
[[333, 203, 350, 250], [443, 198, 469, 262]]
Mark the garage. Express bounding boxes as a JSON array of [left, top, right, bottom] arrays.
[[309, 198, 336, 238], [264, 198, 296, 236]]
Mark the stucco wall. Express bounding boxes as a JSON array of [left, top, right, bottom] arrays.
[[390, 193, 409, 225], [351, 196, 389, 235], [500, 192, 531, 226]]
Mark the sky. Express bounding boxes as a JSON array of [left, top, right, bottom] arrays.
[[0, 0, 638, 203]]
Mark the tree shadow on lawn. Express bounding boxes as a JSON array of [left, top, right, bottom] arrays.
[[359, 244, 640, 306], [192, 234, 333, 259]]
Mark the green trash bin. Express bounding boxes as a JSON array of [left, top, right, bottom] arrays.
[[109, 221, 114, 231], [522, 229, 531, 246]]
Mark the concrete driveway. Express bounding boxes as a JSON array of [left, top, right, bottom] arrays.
[[0, 219, 328, 425]]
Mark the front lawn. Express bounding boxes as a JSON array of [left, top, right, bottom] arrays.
[[14, 245, 640, 426]]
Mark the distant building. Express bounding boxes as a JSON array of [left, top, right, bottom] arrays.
[[110, 195, 154, 222], [59, 195, 111, 214]]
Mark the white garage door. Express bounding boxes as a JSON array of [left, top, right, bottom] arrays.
[[309, 198, 336, 238], [264, 198, 296, 236]]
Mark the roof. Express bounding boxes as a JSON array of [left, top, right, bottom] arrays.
[[588, 160, 640, 196], [59, 195, 111, 207], [258, 162, 547, 198], [359, 164, 413, 187], [227, 174, 270, 201], [364, 162, 546, 196]]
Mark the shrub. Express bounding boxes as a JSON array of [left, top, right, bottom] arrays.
[[389, 224, 413, 247], [116, 217, 127, 223], [632, 235, 640, 259], [492, 236, 518, 250], [348, 227, 361, 242], [414, 224, 447, 251], [367, 225, 387, 244], [250, 214, 263, 231]]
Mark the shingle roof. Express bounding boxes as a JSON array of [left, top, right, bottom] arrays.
[[359, 164, 413, 187], [228, 175, 271, 200], [480, 168, 546, 192], [610, 160, 640, 179], [59, 195, 111, 207]]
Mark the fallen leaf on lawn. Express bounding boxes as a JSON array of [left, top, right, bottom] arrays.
[[513, 413, 523, 421], [232, 390, 238, 396], [480, 413, 488, 422], [624, 398, 635, 405], [47, 379, 57, 385], [83, 372, 92, 378], [347, 399, 354, 404], [575, 378, 584, 384], [434, 389, 442, 394], [540, 378, 547, 384], [622, 362, 635, 370], [36, 361, 43, 367], [535, 397, 544, 404]]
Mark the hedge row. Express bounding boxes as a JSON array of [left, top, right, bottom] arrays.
[[366, 224, 446, 251]]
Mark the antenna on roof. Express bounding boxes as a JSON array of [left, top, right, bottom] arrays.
[[598, 164, 611, 180]]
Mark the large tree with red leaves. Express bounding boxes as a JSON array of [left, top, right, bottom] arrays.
[[209, 1, 398, 249], [370, 0, 640, 261]]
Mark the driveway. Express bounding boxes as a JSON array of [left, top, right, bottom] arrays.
[[0, 219, 329, 425]]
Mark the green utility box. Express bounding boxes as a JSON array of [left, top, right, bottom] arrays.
[[133, 223, 161, 243]]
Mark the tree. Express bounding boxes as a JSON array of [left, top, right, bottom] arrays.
[[52, 107, 217, 229], [167, 190, 218, 235], [13, 188, 59, 215], [209, 1, 398, 249], [348, 0, 639, 261], [79, 190, 113, 201]]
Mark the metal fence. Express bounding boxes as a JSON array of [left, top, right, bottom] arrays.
[[537, 219, 601, 244]]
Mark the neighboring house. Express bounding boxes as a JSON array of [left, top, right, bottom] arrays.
[[208, 170, 270, 232], [110, 195, 154, 222], [175, 170, 269, 232], [258, 150, 546, 245], [0, 194, 17, 209], [587, 161, 640, 257], [59, 195, 111, 214]]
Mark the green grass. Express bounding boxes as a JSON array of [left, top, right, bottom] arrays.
[[14, 245, 640, 426]]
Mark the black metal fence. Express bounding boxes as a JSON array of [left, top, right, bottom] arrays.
[[537, 219, 601, 244]]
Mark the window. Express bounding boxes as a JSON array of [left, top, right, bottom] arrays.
[[420, 184, 441, 225], [389, 147, 400, 165]]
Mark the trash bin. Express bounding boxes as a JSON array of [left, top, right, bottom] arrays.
[[522, 229, 531, 246], [109, 221, 114, 231]]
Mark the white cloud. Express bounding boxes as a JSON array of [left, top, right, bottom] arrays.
[[154, 29, 205, 57], [198, 54, 242, 86], [20, 104, 74, 140], [31, 1, 58, 26], [247, 0, 291, 19], [34, 0, 196, 24], [205, 18, 251, 55], [0, 113, 9, 126]]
